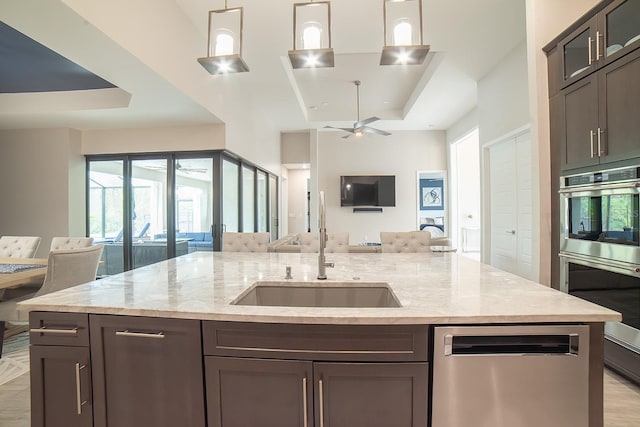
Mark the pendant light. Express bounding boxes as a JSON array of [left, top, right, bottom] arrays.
[[380, 0, 430, 65], [288, 1, 335, 69], [198, 1, 249, 74]]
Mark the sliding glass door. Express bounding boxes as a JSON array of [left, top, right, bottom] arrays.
[[88, 151, 277, 272]]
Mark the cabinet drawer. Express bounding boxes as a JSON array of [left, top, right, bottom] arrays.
[[203, 321, 429, 362], [29, 311, 90, 347]]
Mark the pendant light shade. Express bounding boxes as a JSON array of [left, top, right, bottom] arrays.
[[198, 5, 249, 74], [380, 0, 430, 65], [288, 1, 335, 69]]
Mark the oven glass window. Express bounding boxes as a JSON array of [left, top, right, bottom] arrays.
[[568, 263, 640, 330], [569, 194, 639, 246]]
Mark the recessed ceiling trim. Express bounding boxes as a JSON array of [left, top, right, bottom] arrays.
[[0, 88, 131, 114]]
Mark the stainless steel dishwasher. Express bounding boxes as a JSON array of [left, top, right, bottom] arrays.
[[432, 325, 590, 427]]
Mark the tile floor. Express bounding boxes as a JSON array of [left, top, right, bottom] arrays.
[[1, 333, 639, 426]]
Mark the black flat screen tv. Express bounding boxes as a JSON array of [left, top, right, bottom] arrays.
[[340, 175, 396, 207]]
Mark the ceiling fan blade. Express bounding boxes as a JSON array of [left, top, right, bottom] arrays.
[[324, 125, 355, 133], [362, 126, 392, 136], [355, 116, 380, 128], [341, 134, 352, 139]]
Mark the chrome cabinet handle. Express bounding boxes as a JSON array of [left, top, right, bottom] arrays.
[[319, 379, 325, 427], [588, 36, 593, 64], [30, 326, 78, 335], [559, 252, 640, 274], [559, 182, 640, 193], [115, 330, 165, 339], [302, 377, 308, 427], [590, 130, 595, 158], [75, 363, 87, 415], [506, 230, 516, 235], [597, 128, 604, 156], [596, 31, 602, 59]]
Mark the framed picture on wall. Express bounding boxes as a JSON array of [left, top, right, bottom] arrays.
[[420, 179, 444, 210]]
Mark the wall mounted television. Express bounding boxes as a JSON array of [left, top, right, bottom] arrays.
[[340, 175, 396, 207]]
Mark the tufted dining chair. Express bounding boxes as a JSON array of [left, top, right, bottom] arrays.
[[299, 232, 349, 253], [0, 236, 41, 258], [380, 231, 431, 253], [0, 244, 104, 354], [222, 232, 270, 252], [49, 237, 94, 251]]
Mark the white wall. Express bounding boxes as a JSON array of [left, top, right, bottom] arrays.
[[281, 132, 311, 165], [82, 124, 225, 154], [0, 128, 85, 257], [315, 130, 447, 244], [526, 0, 600, 285]]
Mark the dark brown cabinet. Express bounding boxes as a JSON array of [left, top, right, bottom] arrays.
[[202, 321, 430, 427], [206, 356, 313, 427], [89, 315, 206, 427], [29, 312, 92, 427], [558, 0, 640, 89], [314, 362, 428, 427], [560, 47, 640, 170], [205, 357, 428, 427]]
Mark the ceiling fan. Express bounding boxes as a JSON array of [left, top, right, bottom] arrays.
[[324, 80, 391, 139], [141, 161, 208, 174]]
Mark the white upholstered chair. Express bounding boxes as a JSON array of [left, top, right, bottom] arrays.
[[222, 232, 270, 252], [380, 231, 431, 253], [50, 237, 94, 251], [299, 232, 349, 253], [0, 244, 104, 353], [0, 236, 41, 258]]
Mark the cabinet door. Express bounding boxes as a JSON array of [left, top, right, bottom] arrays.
[[314, 362, 428, 427], [30, 346, 92, 427], [205, 356, 313, 427], [599, 47, 640, 163], [598, 0, 640, 67], [559, 16, 597, 88], [561, 73, 599, 170], [90, 315, 205, 427]]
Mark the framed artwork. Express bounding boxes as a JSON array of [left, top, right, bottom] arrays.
[[419, 179, 444, 210]]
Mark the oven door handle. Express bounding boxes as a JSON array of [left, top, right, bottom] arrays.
[[559, 182, 640, 194], [559, 253, 640, 274]]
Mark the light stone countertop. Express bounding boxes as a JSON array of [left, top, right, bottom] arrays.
[[18, 252, 621, 325]]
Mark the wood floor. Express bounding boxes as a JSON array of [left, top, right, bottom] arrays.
[[1, 335, 639, 426]]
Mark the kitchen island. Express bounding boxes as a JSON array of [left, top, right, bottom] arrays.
[[20, 252, 620, 427]]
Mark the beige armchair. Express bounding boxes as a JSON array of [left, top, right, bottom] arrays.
[[0, 236, 41, 258], [299, 232, 349, 253], [50, 237, 94, 250], [0, 244, 104, 352], [222, 232, 270, 252], [380, 231, 431, 253]]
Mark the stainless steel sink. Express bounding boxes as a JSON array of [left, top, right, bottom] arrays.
[[231, 281, 401, 308]]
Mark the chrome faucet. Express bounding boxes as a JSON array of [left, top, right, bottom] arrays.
[[318, 191, 334, 280]]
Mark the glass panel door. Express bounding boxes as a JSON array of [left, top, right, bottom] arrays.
[[242, 165, 255, 232], [257, 171, 268, 232], [175, 157, 214, 253], [88, 160, 124, 276], [222, 158, 239, 232], [131, 159, 168, 269], [604, 0, 640, 58]]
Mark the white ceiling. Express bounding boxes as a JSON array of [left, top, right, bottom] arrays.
[[0, 0, 526, 133]]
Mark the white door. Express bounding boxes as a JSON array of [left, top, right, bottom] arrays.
[[489, 130, 533, 280]]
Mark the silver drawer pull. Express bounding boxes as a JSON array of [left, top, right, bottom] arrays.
[[302, 377, 308, 427], [75, 363, 87, 415], [115, 330, 165, 339], [319, 379, 325, 427], [30, 327, 78, 335]]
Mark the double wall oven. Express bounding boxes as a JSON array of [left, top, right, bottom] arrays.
[[559, 165, 640, 383]]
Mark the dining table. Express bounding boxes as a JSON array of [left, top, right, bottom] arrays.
[[0, 258, 47, 299]]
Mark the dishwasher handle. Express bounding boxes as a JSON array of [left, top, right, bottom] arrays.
[[443, 333, 580, 356]]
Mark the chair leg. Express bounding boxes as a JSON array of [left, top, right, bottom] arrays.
[[0, 321, 5, 359]]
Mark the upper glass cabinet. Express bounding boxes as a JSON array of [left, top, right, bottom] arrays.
[[603, 0, 640, 58], [563, 28, 593, 81], [559, 0, 640, 88]]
